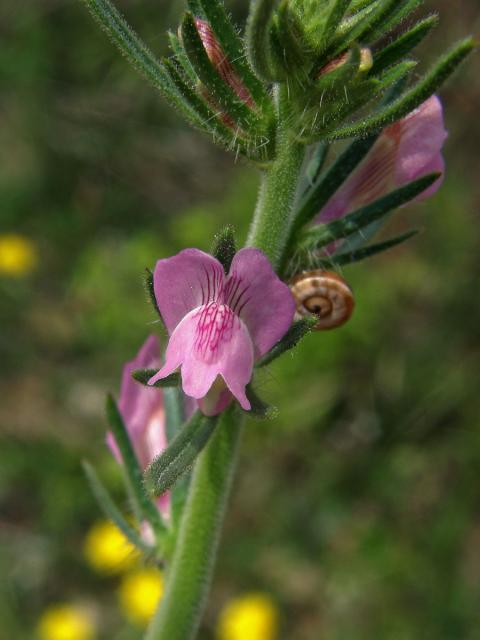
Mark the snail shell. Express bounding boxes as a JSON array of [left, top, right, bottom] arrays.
[[289, 270, 355, 330]]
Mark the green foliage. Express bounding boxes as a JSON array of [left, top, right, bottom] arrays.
[[145, 412, 219, 497], [105, 394, 166, 534], [246, 0, 282, 81], [256, 317, 318, 367], [211, 225, 237, 273], [133, 368, 181, 388], [82, 461, 152, 553]]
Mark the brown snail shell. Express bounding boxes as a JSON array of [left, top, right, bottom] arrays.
[[289, 270, 355, 330]]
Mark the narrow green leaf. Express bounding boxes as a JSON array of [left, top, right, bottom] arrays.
[[244, 384, 278, 419], [332, 0, 400, 52], [349, 0, 379, 11], [105, 395, 166, 533], [145, 268, 164, 324], [304, 142, 330, 190], [168, 31, 198, 84], [326, 37, 475, 140], [320, 0, 354, 48], [371, 15, 439, 76], [294, 229, 418, 271], [246, 0, 280, 82], [373, 59, 417, 94], [299, 173, 439, 250], [362, 0, 424, 43], [292, 135, 379, 233], [256, 317, 317, 367], [163, 387, 185, 442], [212, 225, 236, 273], [132, 369, 180, 388], [82, 461, 152, 553], [145, 412, 219, 496], [195, 0, 271, 105], [181, 12, 261, 131]]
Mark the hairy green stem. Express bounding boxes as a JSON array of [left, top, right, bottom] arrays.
[[145, 406, 243, 640], [146, 85, 306, 640], [247, 86, 306, 269]]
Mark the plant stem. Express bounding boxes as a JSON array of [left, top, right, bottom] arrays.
[[145, 85, 306, 640], [247, 85, 306, 270], [145, 406, 243, 640]]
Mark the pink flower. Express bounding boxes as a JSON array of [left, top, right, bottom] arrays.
[[317, 95, 448, 225], [107, 335, 170, 518], [148, 248, 295, 416]]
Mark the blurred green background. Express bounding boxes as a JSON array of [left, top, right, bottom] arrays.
[[1, 0, 479, 638]]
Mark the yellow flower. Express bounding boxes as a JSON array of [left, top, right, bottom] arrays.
[[217, 593, 279, 640], [83, 520, 139, 575], [118, 568, 164, 626], [0, 233, 37, 276], [37, 604, 95, 640]]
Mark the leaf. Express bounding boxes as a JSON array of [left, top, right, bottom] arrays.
[[320, 0, 354, 49], [298, 173, 439, 250], [244, 384, 278, 419], [256, 317, 317, 367], [168, 30, 198, 84], [292, 135, 379, 233], [181, 12, 262, 132], [82, 461, 152, 553], [212, 225, 236, 273], [371, 15, 439, 76], [163, 387, 185, 442], [326, 37, 476, 140], [195, 0, 271, 105], [303, 142, 330, 191], [132, 369, 180, 388], [144, 412, 219, 496], [361, 0, 424, 43], [246, 0, 279, 82], [144, 268, 164, 324], [105, 394, 165, 533], [294, 229, 418, 271]]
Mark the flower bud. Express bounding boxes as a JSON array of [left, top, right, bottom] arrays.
[[194, 19, 254, 108], [317, 47, 373, 77]]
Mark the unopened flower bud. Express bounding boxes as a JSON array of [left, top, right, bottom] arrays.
[[194, 19, 254, 108]]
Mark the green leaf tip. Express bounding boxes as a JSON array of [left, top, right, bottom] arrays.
[[256, 317, 317, 367], [212, 225, 236, 273], [132, 369, 180, 388]]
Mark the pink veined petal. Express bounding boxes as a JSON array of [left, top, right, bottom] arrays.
[[149, 303, 254, 411], [224, 248, 296, 357], [153, 249, 226, 333], [394, 95, 448, 186]]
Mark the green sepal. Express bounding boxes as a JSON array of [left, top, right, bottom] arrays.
[[132, 369, 180, 388], [212, 225, 236, 273], [256, 316, 317, 368], [168, 30, 198, 84], [144, 412, 219, 497], [314, 44, 362, 95], [144, 268, 164, 325], [361, 0, 424, 43], [163, 387, 185, 441], [290, 229, 418, 273], [303, 142, 330, 191], [105, 394, 166, 534], [180, 12, 261, 132], [246, 0, 279, 82], [193, 0, 271, 106], [371, 15, 439, 76], [326, 37, 476, 140], [297, 173, 439, 251], [82, 460, 153, 554], [244, 384, 278, 419], [292, 134, 379, 234], [320, 0, 354, 51]]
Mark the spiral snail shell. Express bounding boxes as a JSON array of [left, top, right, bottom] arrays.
[[289, 270, 355, 330]]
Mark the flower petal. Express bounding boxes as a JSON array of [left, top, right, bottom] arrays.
[[394, 95, 448, 186], [153, 248, 226, 333], [225, 248, 295, 356], [149, 303, 254, 412]]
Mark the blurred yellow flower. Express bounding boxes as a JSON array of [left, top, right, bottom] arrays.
[[0, 233, 37, 276], [83, 520, 139, 574], [37, 604, 95, 640], [217, 593, 279, 640], [118, 568, 164, 626]]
